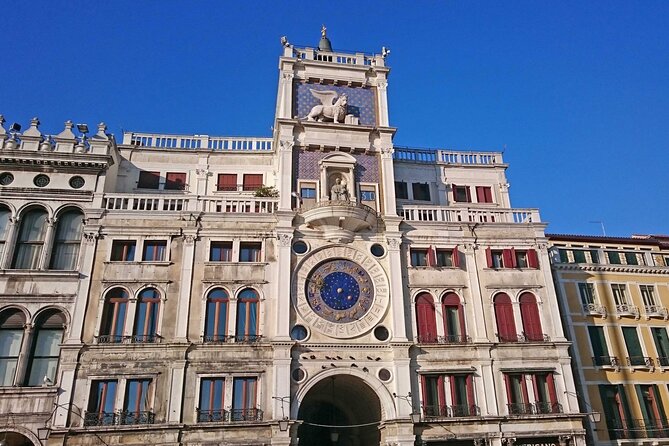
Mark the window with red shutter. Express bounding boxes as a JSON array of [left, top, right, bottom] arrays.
[[137, 171, 160, 189], [453, 184, 471, 203], [527, 249, 539, 268], [242, 174, 263, 191], [485, 247, 493, 268], [494, 293, 517, 342], [416, 293, 438, 344], [475, 186, 493, 203], [165, 172, 186, 190], [503, 249, 515, 268], [452, 246, 460, 268], [442, 292, 466, 342], [520, 292, 543, 341], [217, 174, 237, 191]]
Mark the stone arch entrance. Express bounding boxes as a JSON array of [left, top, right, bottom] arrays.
[[297, 374, 383, 446], [0, 430, 39, 446]]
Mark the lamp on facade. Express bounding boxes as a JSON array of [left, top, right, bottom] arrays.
[[393, 392, 422, 424], [564, 391, 601, 424], [330, 431, 339, 442], [272, 396, 291, 432]]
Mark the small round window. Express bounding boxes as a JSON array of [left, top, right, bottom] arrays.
[[69, 176, 85, 189], [292, 240, 309, 255], [374, 325, 390, 342], [290, 324, 308, 341], [292, 368, 306, 383], [0, 173, 14, 186], [378, 368, 392, 382], [33, 174, 50, 187], [370, 243, 385, 258]]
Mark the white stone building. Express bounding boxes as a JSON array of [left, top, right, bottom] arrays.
[[0, 31, 586, 446]]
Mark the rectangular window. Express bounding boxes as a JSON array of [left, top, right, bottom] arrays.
[[164, 172, 186, 190], [578, 283, 596, 306], [533, 373, 558, 414], [217, 174, 237, 191], [412, 183, 431, 201], [490, 249, 504, 268], [607, 250, 622, 264], [242, 174, 263, 191], [505, 374, 531, 414], [300, 187, 316, 199], [232, 377, 258, 421], [622, 326, 645, 366], [395, 181, 408, 199], [624, 251, 639, 265], [450, 374, 476, 416], [611, 284, 628, 305], [142, 241, 167, 262], [515, 250, 528, 268], [122, 379, 152, 424], [198, 378, 226, 422], [599, 384, 631, 440], [475, 186, 493, 203], [410, 248, 429, 267], [588, 325, 612, 366], [453, 185, 471, 203], [421, 375, 445, 417], [86, 380, 118, 426], [210, 241, 233, 262], [573, 249, 587, 263], [652, 328, 669, 367], [640, 285, 657, 307], [239, 242, 262, 262], [110, 240, 136, 261], [590, 249, 600, 263], [636, 384, 667, 437], [137, 171, 160, 189], [558, 249, 569, 263], [435, 249, 453, 267]]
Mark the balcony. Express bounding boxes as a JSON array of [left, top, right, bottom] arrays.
[[615, 304, 640, 319], [507, 402, 563, 416], [103, 194, 278, 215], [123, 132, 273, 151], [508, 403, 535, 415], [583, 303, 607, 317], [416, 334, 472, 345], [197, 409, 229, 423], [608, 419, 669, 439], [400, 205, 539, 224], [95, 335, 162, 344], [627, 356, 654, 369], [300, 200, 378, 241], [84, 411, 155, 427], [592, 355, 620, 369], [535, 402, 563, 415], [497, 333, 550, 343], [644, 305, 669, 320], [393, 147, 502, 166], [422, 404, 480, 419]]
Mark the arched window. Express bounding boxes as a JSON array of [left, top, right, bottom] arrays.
[[205, 288, 229, 342], [235, 289, 259, 342], [0, 308, 26, 386], [520, 293, 544, 341], [0, 205, 11, 262], [99, 288, 129, 343], [442, 293, 466, 343], [50, 209, 84, 270], [13, 208, 48, 269], [134, 288, 160, 343], [416, 293, 438, 344], [494, 293, 517, 342], [26, 310, 65, 386]]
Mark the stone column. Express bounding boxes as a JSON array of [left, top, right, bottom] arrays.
[[379, 146, 397, 216], [66, 229, 100, 342], [14, 323, 34, 385], [175, 232, 197, 341], [274, 231, 293, 340], [386, 235, 408, 342], [479, 362, 496, 416], [537, 243, 568, 341], [167, 360, 186, 422], [277, 139, 295, 211], [39, 217, 56, 269], [464, 244, 487, 342], [0, 216, 18, 268], [376, 80, 390, 127]]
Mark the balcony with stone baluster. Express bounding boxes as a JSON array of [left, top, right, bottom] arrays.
[[399, 205, 539, 224], [299, 199, 378, 242]]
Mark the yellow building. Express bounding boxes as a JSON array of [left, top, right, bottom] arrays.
[[549, 234, 669, 445]]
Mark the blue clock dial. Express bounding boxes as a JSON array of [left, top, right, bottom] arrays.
[[306, 259, 374, 324]]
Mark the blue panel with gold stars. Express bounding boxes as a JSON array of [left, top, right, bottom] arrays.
[[306, 259, 374, 324], [294, 83, 376, 126]]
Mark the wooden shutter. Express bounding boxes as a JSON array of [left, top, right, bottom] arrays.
[[416, 294, 438, 343], [466, 374, 475, 408], [520, 293, 543, 341], [165, 172, 186, 190], [465, 186, 471, 202], [494, 294, 516, 341], [217, 174, 237, 191], [485, 247, 493, 268], [138, 171, 160, 189], [527, 249, 539, 268], [452, 245, 460, 268], [242, 174, 263, 191], [503, 249, 515, 268], [427, 246, 436, 267]]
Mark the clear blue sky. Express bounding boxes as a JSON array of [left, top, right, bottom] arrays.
[[5, 1, 668, 237]]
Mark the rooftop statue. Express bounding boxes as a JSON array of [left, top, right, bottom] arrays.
[[304, 90, 347, 123]]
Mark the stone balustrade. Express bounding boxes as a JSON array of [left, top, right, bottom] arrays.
[[292, 46, 379, 67], [394, 146, 504, 165], [400, 205, 540, 224], [122, 131, 273, 151], [103, 194, 279, 214]]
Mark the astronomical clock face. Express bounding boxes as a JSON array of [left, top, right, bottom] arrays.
[[293, 246, 389, 339], [306, 259, 374, 324]]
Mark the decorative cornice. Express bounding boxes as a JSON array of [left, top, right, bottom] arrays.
[[552, 263, 669, 275]]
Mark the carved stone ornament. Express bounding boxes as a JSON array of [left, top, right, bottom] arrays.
[[183, 234, 197, 244], [279, 139, 294, 152], [84, 232, 100, 244], [282, 72, 294, 80], [303, 90, 347, 123], [386, 237, 401, 250], [277, 233, 293, 247], [379, 145, 394, 159]]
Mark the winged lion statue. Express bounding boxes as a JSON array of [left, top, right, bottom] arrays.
[[303, 89, 348, 123]]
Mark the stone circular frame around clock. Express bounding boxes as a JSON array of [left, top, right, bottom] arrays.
[[293, 245, 390, 339]]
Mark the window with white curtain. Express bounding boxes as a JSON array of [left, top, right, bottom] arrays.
[[13, 208, 48, 269], [50, 209, 84, 270], [0, 308, 25, 386]]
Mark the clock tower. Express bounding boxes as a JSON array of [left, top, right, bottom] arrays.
[[271, 29, 412, 445]]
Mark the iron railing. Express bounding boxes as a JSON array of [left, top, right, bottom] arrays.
[[592, 355, 620, 368], [230, 408, 264, 422], [508, 403, 535, 415], [608, 418, 669, 439], [535, 402, 563, 414], [497, 333, 550, 343], [197, 409, 229, 423], [416, 334, 471, 345], [422, 405, 480, 418], [95, 334, 162, 344], [627, 356, 654, 368], [84, 411, 155, 426]]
